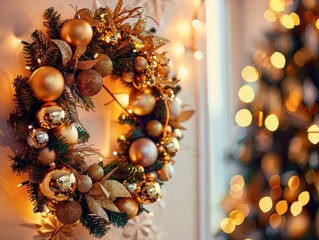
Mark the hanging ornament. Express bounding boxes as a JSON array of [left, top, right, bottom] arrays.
[[27, 128, 49, 148], [38, 147, 56, 166], [157, 163, 174, 181], [115, 197, 139, 219], [123, 182, 138, 193], [88, 164, 104, 182], [53, 123, 78, 145], [93, 54, 113, 78], [134, 56, 147, 72], [55, 199, 83, 224], [135, 173, 162, 204], [129, 88, 156, 116], [172, 128, 182, 139], [168, 97, 182, 121], [29, 67, 64, 102], [60, 19, 93, 50], [36, 102, 65, 129], [129, 138, 158, 167], [158, 64, 170, 76], [63, 73, 75, 86], [77, 175, 93, 193], [76, 69, 103, 97], [122, 71, 135, 83], [39, 168, 77, 201], [146, 120, 163, 138], [162, 137, 180, 156]]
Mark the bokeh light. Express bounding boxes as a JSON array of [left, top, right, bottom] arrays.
[[269, 213, 282, 228], [178, 67, 189, 78], [192, 19, 202, 29], [220, 218, 236, 234], [235, 109, 253, 127], [298, 191, 310, 206], [194, 50, 203, 60], [280, 14, 294, 29], [259, 196, 273, 213], [270, 52, 286, 69], [307, 124, 319, 144], [229, 209, 245, 225], [276, 200, 288, 215], [290, 201, 302, 216], [174, 45, 185, 55], [265, 114, 279, 131], [238, 85, 255, 103], [269, 0, 285, 12], [264, 9, 277, 22], [288, 175, 300, 191], [241, 66, 260, 82], [290, 12, 300, 25]]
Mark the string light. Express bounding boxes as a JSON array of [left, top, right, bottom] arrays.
[[259, 196, 273, 213], [194, 50, 203, 60], [235, 109, 252, 127], [37, 58, 41, 64], [113, 151, 118, 156], [174, 45, 185, 55], [241, 66, 259, 82], [270, 52, 286, 69], [192, 19, 202, 29], [25, 66, 31, 70], [238, 85, 255, 103], [178, 67, 189, 78], [265, 114, 279, 131]]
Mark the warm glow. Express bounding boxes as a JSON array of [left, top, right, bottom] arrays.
[[265, 114, 279, 131], [238, 85, 255, 103], [280, 14, 294, 29], [264, 9, 277, 22], [269, 213, 282, 228], [298, 191, 310, 206], [290, 12, 300, 26], [174, 45, 185, 55], [285, 90, 302, 112], [220, 218, 236, 234], [230, 175, 245, 192], [316, 19, 319, 30], [269, 0, 285, 12], [229, 188, 244, 199], [259, 196, 273, 213], [288, 175, 300, 191], [192, 19, 202, 29], [229, 210, 245, 225], [241, 66, 259, 82], [194, 51, 203, 60], [113, 151, 118, 156], [269, 174, 281, 188], [290, 201, 302, 216], [178, 67, 189, 78], [235, 109, 252, 127], [270, 52, 286, 69], [276, 200, 288, 215], [306, 170, 316, 184], [307, 124, 319, 144], [236, 204, 250, 217]]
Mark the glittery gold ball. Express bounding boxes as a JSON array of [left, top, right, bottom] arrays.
[[129, 88, 156, 116], [146, 120, 163, 138], [55, 200, 82, 224], [76, 69, 103, 97], [88, 165, 104, 182], [36, 102, 65, 130], [135, 180, 161, 204], [29, 67, 64, 102], [122, 71, 135, 83], [134, 56, 147, 72], [53, 123, 78, 145], [60, 19, 93, 50], [77, 175, 93, 193], [115, 198, 139, 219], [38, 147, 56, 166], [93, 54, 113, 78]]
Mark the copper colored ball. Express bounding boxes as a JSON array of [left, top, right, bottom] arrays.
[[93, 54, 113, 77], [60, 19, 93, 50], [129, 88, 156, 116], [158, 65, 170, 76], [134, 56, 147, 72], [38, 147, 56, 166], [146, 120, 163, 138], [122, 71, 135, 83], [53, 123, 78, 145], [36, 102, 65, 130], [88, 165, 104, 182], [157, 163, 174, 181], [129, 138, 158, 167], [64, 73, 75, 86], [29, 67, 64, 102], [115, 198, 139, 219], [77, 175, 93, 193], [55, 200, 82, 224], [76, 69, 103, 97]]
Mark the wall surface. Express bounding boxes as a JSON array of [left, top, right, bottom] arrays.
[[0, 0, 203, 239]]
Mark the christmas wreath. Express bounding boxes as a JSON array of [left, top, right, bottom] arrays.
[[8, 1, 193, 238]]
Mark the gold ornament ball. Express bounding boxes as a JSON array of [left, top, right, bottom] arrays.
[[134, 56, 147, 72], [146, 120, 163, 138], [76, 69, 103, 97], [64, 73, 75, 86], [27, 128, 49, 148], [29, 67, 64, 102], [40, 169, 77, 202], [172, 128, 183, 139], [93, 54, 113, 78], [163, 137, 180, 156], [168, 97, 183, 121], [129, 138, 158, 167], [88, 165, 104, 182], [77, 175, 93, 193], [55, 200, 82, 224], [36, 102, 65, 130], [129, 88, 156, 116], [60, 19, 93, 50], [135, 180, 162, 204], [158, 64, 170, 76], [157, 163, 174, 181], [123, 181, 138, 193], [38, 147, 56, 166], [122, 71, 135, 83], [115, 197, 139, 219], [53, 124, 78, 145]]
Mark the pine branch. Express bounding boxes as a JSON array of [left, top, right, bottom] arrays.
[[77, 125, 90, 143], [43, 7, 63, 39], [105, 210, 129, 228], [26, 181, 47, 213], [69, 86, 95, 110], [80, 214, 110, 239], [47, 135, 70, 155], [56, 88, 80, 125]]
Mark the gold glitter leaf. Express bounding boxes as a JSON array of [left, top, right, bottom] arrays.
[[131, 14, 147, 35], [96, 198, 120, 212], [85, 195, 110, 222], [72, 40, 88, 60], [75, 59, 99, 70], [51, 39, 72, 65], [102, 180, 132, 198]]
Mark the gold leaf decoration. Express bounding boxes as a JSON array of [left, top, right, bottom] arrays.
[[74, 59, 99, 70], [51, 39, 73, 65], [102, 180, 132, 198], [72, 40, 88, 60], [85, 195, 110, 222]]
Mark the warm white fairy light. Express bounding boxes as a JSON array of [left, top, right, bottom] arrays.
[[37, 58, 41, 64], [17, 183, 22, 187], [174, 45, 185, 55], [148, 211, 154, 216], [25, 66, 31, 70], [94, 53, 99, 58], [178, 67, 189, 78], [192, 19, 202, 29], [113, 151, 118, 156], [194, 50, 203, 60], [128, 109, 133, 114]]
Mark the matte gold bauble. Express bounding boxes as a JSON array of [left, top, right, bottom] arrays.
[[163, 137, 180, 156], [77, 175, 93, 193], [38, 147, 56, 166], [168, 97, 182, 121], [115, 198, 139, 219], [134, 56, 147, 72], [157, 163, 174, 181], [29, 67, 64, 102], [93, 54, 113, 77], [76, 69, 103, 97], [60, 19, 93, 50], [158, 65, 170, 76], [27, 128, 49, 148], [135, 180, 161, 204], [129, 138, 158, 167], [36, 102, 65, 130], [122, 70, 135, 83], [129, 88, 156, 116], [64, 73, 75, 86], [53, 124, 78, 145], [39, 169, 77, 201], [88, 165, 104, 182], [146, 120, 163, 138], [55, 200, 82, 224]]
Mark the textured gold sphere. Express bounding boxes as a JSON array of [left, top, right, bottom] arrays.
[[64, 73, 75, 86], [55, 200, 82, 224], [129, 138, 158, 167], [29, 67, 64, 102], [115, 197, 139, 219], [129, 88, 156, 116], [163, 137, 180, 156], [157, 163, 174, 181], [76, 69, 103, 97], [135, 180, 161, 204], [38, 147, 56, 166], [134, 56, 147, 72], [122, 70, 135, 83], [36, 102, 65, 129], [88, 165, 104, 182], [93, 54, 113, 77], [27, 128, 49, 148], [77, 175, 93, 193], [146, 120, 163, 138], [53, 123, 78, 145], [60, 19, 93, 50], [39, 169, 77, 202]]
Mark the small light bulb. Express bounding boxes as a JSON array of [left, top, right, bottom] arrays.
[[178, 67, 189, 78], [37, 58, 41, 63], [94, 53, 99, 58], [99, 157, 103, 162], [194, 51, 203, 60], [128, 109, 133, 114], [174, 45, 185, 55], [17, 184, 22, 187], [192, 19, 202, 29], [149, 211, 154, 216], [25, 66, 31, 70], [113, 151, 118, 156]]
